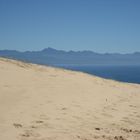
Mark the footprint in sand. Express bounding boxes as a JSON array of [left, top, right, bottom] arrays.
[[131, 105, 137, 107], [35, 120, 44, 124], [20, 130, 41, 138], [121, 128, 133, 133], [13, 123, 23, 128], [61, 107, 67, 110], [93, 135, 126, 140], [114, 136, 126, 140], [95, 127, 101, 131]]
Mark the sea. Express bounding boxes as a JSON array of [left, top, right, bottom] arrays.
[[56, 65, 140, 84]]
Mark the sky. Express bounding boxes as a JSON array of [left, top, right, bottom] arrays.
[[0, 0, 140, 53]]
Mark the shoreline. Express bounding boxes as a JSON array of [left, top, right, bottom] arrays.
[[0, 57, 140, 86]]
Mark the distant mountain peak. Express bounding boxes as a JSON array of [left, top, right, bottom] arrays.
[[41, 47, 57, 52], [41, 47, 66, 54]]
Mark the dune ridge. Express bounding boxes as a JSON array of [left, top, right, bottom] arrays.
[[0, 57, 140, 140]]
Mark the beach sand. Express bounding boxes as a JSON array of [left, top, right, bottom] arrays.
[[0, 57, 140, 140]]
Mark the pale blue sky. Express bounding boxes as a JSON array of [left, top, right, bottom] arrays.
[[0, 0, 140, 53]]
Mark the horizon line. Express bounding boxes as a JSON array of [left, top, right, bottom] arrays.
[[0, 47, 140, 55]]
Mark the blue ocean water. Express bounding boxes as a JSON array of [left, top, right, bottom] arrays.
[[58, 65, 140, 84]]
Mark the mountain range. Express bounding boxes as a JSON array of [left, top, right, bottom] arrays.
[[0, 47, 140, 66]]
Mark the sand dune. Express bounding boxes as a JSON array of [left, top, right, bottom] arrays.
[[0, 57, 140, 140]]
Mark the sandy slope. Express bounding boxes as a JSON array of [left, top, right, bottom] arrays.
[[0, 57, 140, 140]]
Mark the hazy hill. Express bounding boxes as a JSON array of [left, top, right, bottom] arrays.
[[0, 47, 140, 65]]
